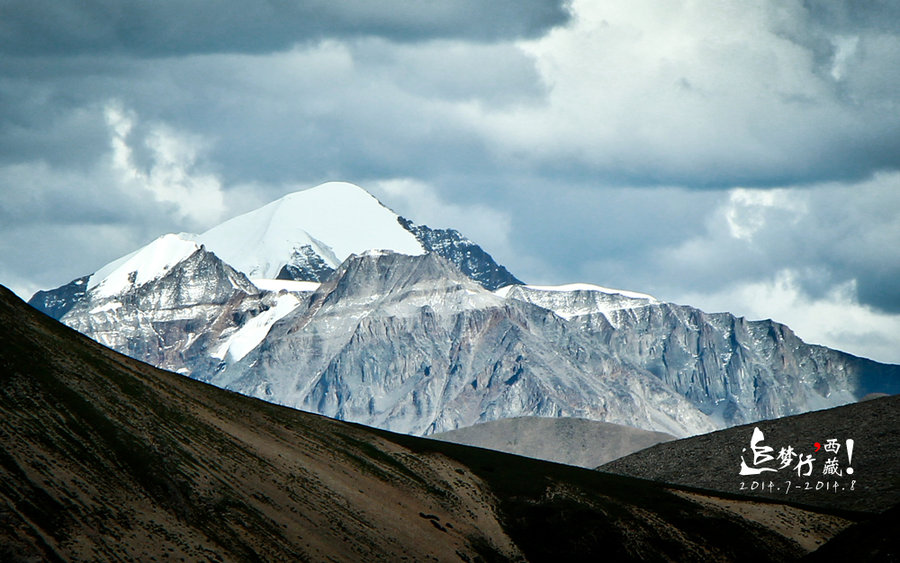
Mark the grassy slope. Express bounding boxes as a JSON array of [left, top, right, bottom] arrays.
[[0, 286, 861, 561]]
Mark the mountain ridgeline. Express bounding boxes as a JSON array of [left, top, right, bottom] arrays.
[[28, 182, 900, 438], [269, 216, 523, 290], [397, 216, 523, 291], [431, 416, 675, 468], [502, 285, 900, 427], [28, 274, 89, 319]]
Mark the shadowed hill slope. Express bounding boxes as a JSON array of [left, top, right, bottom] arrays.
[[803, 502, 900, 561], [0, 285, 864, 561]]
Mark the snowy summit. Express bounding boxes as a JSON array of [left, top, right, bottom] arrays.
[[77, 182, 427, 299], [199, 182, 425, 279]]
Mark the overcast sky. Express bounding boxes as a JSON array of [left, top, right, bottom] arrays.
[[2, 0, 899, 363]]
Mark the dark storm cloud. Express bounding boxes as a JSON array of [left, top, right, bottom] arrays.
[[1, 0, 898, 362], [802, 0, 900, 34], [49, 41, 541, 187], [0, 0, 571, 57]]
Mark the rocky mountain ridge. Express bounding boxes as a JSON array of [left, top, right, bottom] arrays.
[[212, 251, 716, 436], [503, 284, 899, 428], [398, 216, 522, 290]]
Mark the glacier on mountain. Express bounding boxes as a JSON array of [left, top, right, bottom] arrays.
[[211, 292, 303, 363], [497, 283, 658, 322]]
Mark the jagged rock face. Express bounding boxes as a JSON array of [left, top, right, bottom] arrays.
[[503, 285, 900, 428], [28, 275, 90, 319], [213, 252, 715, 437], [276, 244, 335, 282], [61, 248, 266, 377], [596, 305, 856, 426], [398, 217, 522, 291]]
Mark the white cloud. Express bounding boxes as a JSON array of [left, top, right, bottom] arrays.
[[642, 176, 900, 300], [0, 103, 236, 295], [104, 101, 226, 228], [724, 188, 807, 241], [830, 35, 859, 81]]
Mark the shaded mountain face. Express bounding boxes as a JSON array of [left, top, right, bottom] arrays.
[[430, 416, 674, 468], [27, 274, 89, 319], [59, 237, 273, 378], [275, 243, 336, 282], [26, 182, 900, 441], [0, 285, 865, 561], [600, 394, 900, 514]]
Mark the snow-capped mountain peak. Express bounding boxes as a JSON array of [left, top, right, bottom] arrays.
[[88, 233, 202, 298], [198, 182, 425, 279], [25, 181, 900, 442], [33, 180, 521, 322]]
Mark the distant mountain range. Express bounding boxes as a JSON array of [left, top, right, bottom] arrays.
[[0, 284, 881, 561], [430, 416, 674, 468], [29, 182, 900, 438]]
